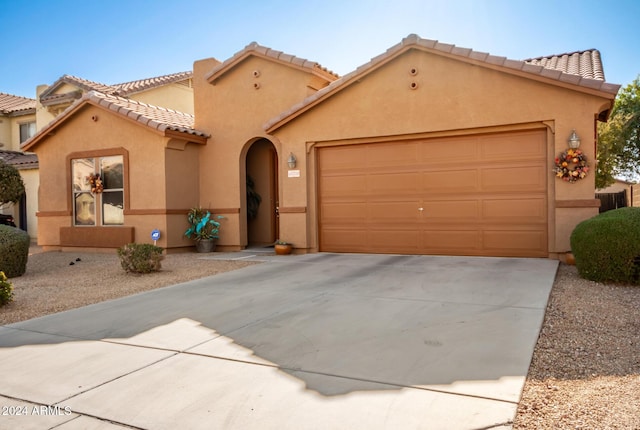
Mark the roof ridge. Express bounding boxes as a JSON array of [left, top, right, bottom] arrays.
[[206, 41, 339, 83]]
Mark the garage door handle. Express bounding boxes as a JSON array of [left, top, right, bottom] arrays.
[[418, 207, 424, 211]]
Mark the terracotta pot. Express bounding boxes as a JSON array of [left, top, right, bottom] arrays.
[[195, 239, 216, 253], [274, 244, 292, 255], [565, 252, 576, 265]]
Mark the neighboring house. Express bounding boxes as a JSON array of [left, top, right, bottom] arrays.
[[23, 35, 621, 259], [0, 93, 38, 236], [0, 71, 194, 240], [36, 71, 194, 126]]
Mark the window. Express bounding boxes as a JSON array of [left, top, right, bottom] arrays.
[[19, 122, 36, 143], [72, 155, 124, 226]]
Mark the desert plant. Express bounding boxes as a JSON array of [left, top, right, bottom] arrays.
[[0, 271, 13, 306], [0, 160, 25, 207], [185, 208, 224, 241], [117, 243, 164, 274], [0, 224, 30, 278], [571, 207, 640, 284]]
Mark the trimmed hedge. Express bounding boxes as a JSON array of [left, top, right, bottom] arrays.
[[0, 225, 30, 278], [117, 243, 164, 274], [570, 207, 640, 284]]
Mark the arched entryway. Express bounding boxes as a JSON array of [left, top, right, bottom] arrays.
[[246, 138, 278, 246]]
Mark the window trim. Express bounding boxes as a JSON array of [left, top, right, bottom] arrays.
[[19, 121, 36, 143], [67, 148, 130, 226]]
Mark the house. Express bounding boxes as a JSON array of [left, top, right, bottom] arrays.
[[0, 93, 38, 235], [23, 35, 620, 259], [0, 71, 194, 240]]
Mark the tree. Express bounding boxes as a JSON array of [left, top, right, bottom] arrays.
[[0, 160, 25, 208], [597, 76, 640, 188]]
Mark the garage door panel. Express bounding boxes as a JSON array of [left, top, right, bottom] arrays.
[[423, 229, 483, 251], [369, 172, 421, 194], [369, 230, 421, 250], [481, 165, 546, 192], [318, 145, 367, 169], [422, 169, 479, 193], [482, 198, 546, 222], [321, 228, 368, 251], [321, 175, 367, 197], [367, 142, 419, 167], [422, 200, 480, 220], [419, 138, 479, 163], [318, 129, 548, 257], [480, 131, 546, 162], [483, 230, 547, 257], [321, 202, 367, 222], [369, 201, 421, 221]]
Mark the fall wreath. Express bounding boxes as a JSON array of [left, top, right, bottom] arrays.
[[87, 173, 104, 193], [554, 148, 589, 183]]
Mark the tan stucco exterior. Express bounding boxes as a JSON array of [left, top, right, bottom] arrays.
[[23, 38, 618, 258]]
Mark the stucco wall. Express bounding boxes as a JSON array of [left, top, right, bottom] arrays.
[[194, 55, 331, 247], [131, 84, 195, 115]]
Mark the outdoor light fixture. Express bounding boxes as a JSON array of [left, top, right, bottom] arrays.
[[568, 129, 581, 149], [287, 153, 297, 169]]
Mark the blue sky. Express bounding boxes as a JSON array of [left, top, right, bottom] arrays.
[[1, 0, 639, 98]]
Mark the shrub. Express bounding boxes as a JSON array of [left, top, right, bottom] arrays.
[[571, 207, 640, 284], [117, 243, 164, 274], [0, 225, 30, 278], [0, 271, 13, 306]]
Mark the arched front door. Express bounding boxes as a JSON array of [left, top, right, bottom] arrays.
[[246, 139, 278, 246]]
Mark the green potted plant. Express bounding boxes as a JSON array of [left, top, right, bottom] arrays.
[[274, 239, 293, 255], [185, 208, 224, 253]]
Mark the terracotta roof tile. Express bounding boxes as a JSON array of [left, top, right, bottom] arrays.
[[23, 91, 208, 151], [524, 50, 606, 81], [40, 72, 193, 102], [264, 34, 621, 133], [206, 41, 340, 83], [112, 71, 193, 96], [0, 92, 36, 115], [83, 91, 207, 136], [0, 150, 38, 169]]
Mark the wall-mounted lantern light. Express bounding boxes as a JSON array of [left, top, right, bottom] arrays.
[[287, 153, 297, 169], [568, 129, 581, 149]]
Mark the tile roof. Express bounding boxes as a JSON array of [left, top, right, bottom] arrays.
[[265, 34, 621, 133], [524, 50, 605, 81], [0, 92, 36, 115], [0, 150, 38, 169], [23, 91, 208, 151], [39, 71, 193, 102], [206, 42, 339, 84], [113, 71, 193, 95], [84, 91, 207, 136]]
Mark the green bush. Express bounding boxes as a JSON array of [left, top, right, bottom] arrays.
[[117, 243, 164, 274], [0, 225, 30, 278], [0, 271, 13, 306], [571, 207, 640, 284]]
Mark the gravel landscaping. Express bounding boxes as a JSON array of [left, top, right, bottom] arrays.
[[1, 249, 638, 428]]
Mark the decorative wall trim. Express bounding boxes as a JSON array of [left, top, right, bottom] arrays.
[[555, 199, 601, 208], [279, 206, 307, 213], [37, 210, 72, 217]]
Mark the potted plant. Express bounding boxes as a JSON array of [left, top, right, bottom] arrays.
[[274, 239, 293, 255], [185, 207, 224, 253]]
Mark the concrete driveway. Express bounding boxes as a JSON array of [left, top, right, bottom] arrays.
[[0, 253, 557, 430]]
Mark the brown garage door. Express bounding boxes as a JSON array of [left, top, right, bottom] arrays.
[[318, 129, 548, 257]]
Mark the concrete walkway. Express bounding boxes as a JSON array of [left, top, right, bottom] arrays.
[[0, 253, 558, 430]]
